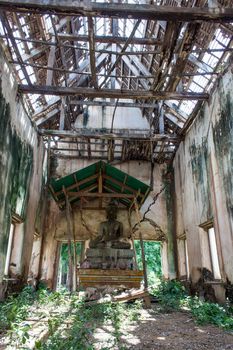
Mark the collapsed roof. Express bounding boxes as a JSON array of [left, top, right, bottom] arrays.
[[0, 0, 232, 163]]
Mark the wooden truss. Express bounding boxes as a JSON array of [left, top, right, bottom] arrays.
[[0, 0, 232, 163]]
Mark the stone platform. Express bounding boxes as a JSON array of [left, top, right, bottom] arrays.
[[77, 269, 144, 289]]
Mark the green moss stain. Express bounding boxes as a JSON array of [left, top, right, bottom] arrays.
[[212, 92, 233, 211], [0, 80, 33, 279], [189, 138, 212, 220]]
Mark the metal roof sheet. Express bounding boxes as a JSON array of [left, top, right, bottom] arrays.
[[49, 160, 151, 210]]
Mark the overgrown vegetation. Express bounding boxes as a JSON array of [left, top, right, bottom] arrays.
[[0, 286, 36, 335], [0, 285, 69, 345], [0, 281, 232, 349], [152, 280, 233, 331], [36, 299, 142, 350]]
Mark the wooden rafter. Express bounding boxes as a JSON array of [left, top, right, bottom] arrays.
[[0, 1, 232, 22], [87, 17, 98, 89], [18, 84, 209, 100]]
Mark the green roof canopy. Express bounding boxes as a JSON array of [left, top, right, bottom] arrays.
[[49, 161, 151, 210]]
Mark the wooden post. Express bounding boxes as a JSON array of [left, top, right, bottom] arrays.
[[128, 208, 138, 269], [52, 242, 61, 291], [72, 211, 77, 292], [134, 200, 149, 290], [64, 186, 73, 292], [139, 231, 148, 290]]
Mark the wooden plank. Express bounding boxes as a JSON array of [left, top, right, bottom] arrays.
[[66, 192, 135, 198], [69, 100, 163, 109], [36, 108, 60, 126], [0, 1, 232, 22], [77, 268, 143, 276], [87, 17, 98, 89], [77, 269, 143, 288], [87, 138, 91, 159], [103, 174, 143, 198], [98, 168, 103, 209], [54, 173, 99, 196], [0, 13, 31, 85], [40, 129, 180, 142], [99, 19, 141, 89], [59, 97, 65, 130], [46, 39, 56, 86], [19, 84, 209, 100]]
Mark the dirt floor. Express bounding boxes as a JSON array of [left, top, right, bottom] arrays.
[[1, 297, 233, 349], [92, 306, 233, 350]]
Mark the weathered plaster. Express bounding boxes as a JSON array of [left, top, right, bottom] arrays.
[[174, 66, 233, 284], [0, 46, 45, 290], [40, 159, 176, 285]]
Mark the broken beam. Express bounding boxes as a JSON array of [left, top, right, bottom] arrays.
[[56, 34, 162, 46], [0, 1, 232, 22], [40, 129, 180, 142], [87, 17, 98, 89], [19, 85, 209, 101]]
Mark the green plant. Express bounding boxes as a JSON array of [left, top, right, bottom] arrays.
[[189, 297, 233, 330], [151, 280, 233, 331], [39, 299, 143, 350], [0, 286, 36, 332], [152, 279, 187, 311]]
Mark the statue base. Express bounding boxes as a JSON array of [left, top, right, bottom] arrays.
[[84, 248, 135, 270]]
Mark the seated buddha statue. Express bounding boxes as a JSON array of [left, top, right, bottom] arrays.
[[89, 201, 131, 249]]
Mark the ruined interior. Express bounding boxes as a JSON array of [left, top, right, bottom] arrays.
[[0, 0, 233, 348]]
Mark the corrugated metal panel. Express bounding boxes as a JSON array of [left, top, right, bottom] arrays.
[[49, 161, 150, 209]]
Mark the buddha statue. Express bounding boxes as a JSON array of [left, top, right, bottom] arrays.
[[89, 201, 131, 249]]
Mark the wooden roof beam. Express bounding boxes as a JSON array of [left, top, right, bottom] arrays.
[[56, 34, 162, 46], [87, 17, 98, 89], [18, 85, 209, 100], [40, 129, 181, 142], [69, 100, 164, 109], [0, 12, 32, 85], [0, 1, 232, 22], [99, 19, 141, 89]]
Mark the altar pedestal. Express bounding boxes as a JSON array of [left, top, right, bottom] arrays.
[[77, 268, 144, 289]]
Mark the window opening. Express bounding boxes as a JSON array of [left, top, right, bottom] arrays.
[[208, 227, 221, 280], [134, 240, 161, 286], [4, 223, 15, 276]]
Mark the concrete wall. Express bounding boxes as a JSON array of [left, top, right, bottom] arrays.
[[74, 103, 150, 130], [40, 158, 177, 286], [173, 66, 233, 286], [0, 46, 45, 296]]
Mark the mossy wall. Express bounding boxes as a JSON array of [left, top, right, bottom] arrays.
[[173, 66, 233, 283], [212, 91, 233, 213], [0, 82, 33, 280]]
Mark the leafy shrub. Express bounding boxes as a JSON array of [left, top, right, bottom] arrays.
[[152, 279, 187, 311], [189, 298, 233, 330], [151, 279, 233, 331]]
